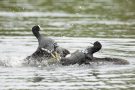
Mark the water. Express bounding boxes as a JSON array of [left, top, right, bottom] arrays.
[[0, 0, 135, 90]]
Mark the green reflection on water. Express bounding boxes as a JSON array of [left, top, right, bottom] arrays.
[[0, 0, 135, 38]]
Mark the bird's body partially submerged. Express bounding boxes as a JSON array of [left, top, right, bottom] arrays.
[[25, 25, 70, 65], [60, 41, 102, 65], [60, 50, 86, 65], [60, 41, 129, 65]]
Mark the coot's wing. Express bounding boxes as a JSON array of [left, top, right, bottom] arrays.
[[56, 47, 70, 57]]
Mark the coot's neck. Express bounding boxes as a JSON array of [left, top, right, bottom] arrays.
[[91, 47, 99, 54], [32, 29, 41, 40]]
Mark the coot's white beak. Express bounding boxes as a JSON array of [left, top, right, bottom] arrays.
[[38, 25, 41, 28], [37, 25, 41, 31]]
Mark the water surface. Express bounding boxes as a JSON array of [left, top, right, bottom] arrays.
[[0, 0, 135, 90]]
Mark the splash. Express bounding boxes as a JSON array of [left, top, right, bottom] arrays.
[[0, 56, 24, 67]]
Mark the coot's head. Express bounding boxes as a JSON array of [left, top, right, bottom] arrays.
[[32, 25, 41, 32], [93, 41, 102, 53], [32, 25, 41, 38]]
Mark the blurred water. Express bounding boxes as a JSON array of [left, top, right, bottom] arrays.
[[0, 0, 135, 90], [0, 0, 135, 38]]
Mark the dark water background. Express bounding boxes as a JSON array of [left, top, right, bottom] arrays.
[[0, 0, 135, 90]]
